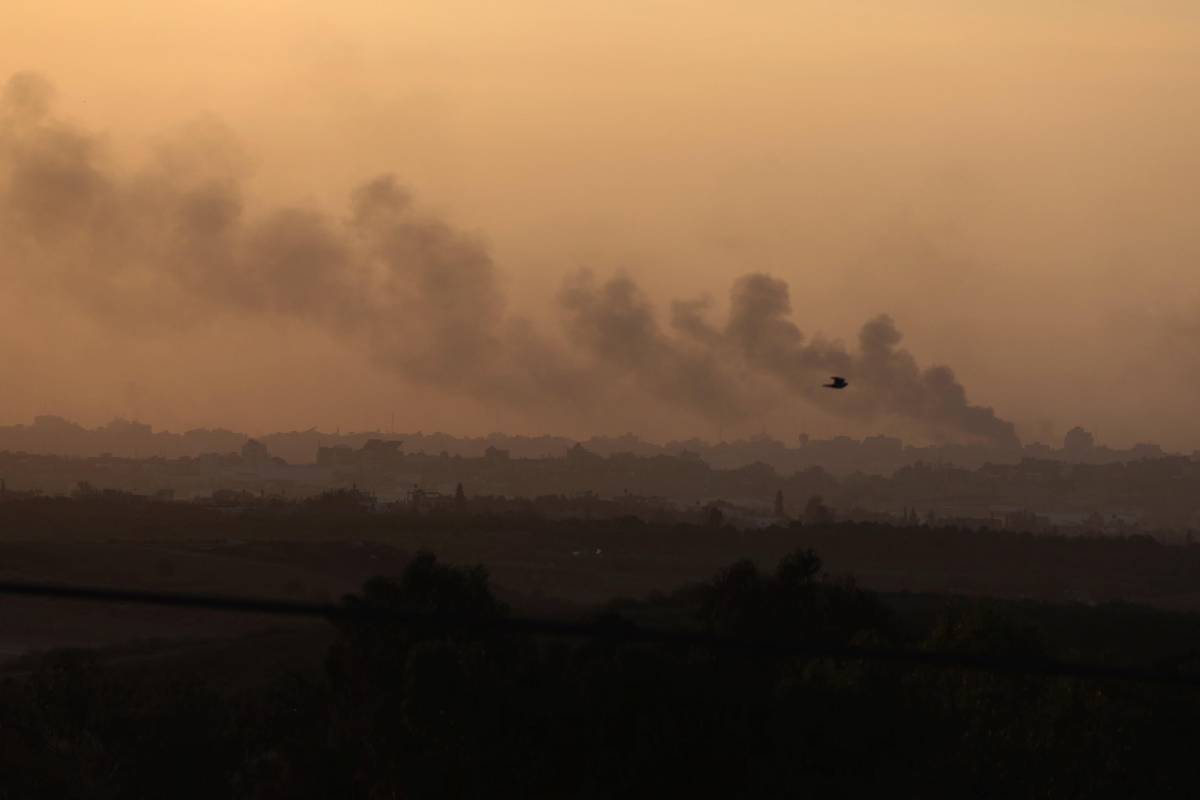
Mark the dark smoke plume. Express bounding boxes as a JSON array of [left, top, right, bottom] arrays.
[[0, 73, 1018, 446]]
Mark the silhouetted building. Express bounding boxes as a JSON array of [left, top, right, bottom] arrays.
[[241, 438, 270, 464]]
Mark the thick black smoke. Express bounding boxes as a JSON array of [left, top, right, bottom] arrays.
[[0, 73, 1018, 446], [564, 271, 1018, 446]]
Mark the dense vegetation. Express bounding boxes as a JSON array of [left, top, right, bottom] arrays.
[[3, 549, 1200, 798]]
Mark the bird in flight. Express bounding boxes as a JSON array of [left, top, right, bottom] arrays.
[[824, 376, 848, 389]]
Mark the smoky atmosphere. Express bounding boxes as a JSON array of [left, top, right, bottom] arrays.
[[3, 3, 1200, 798]]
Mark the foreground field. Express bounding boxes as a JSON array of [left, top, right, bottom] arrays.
[[1, 497, 1200, 673]]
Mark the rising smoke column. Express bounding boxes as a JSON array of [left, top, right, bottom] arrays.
[[564, 270, 1018, 446], [721, 274, 1018, 446], [0, 72, 1018, 446]]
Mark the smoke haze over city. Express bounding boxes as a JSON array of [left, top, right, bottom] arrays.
[[3, 1, 1200, 449]]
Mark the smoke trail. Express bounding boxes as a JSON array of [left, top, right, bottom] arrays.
[[559, 271, 751, 422], [565, 270, 1017, 446], [0, 73, 1018, 446]]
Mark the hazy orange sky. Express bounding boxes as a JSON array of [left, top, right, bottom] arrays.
[[2, 2, 1199, 447]]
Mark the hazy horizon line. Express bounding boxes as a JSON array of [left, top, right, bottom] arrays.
[[2, 412, 1172, 453]]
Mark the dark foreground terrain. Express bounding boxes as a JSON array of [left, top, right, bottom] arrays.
[[3, 496, 1200, 797]]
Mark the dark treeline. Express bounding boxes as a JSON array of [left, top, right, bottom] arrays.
[[3, 494, 1200, 610], [3, 549, 1200, 798]]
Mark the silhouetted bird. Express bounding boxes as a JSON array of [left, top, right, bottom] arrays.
[[824, 376, 848, 389]]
